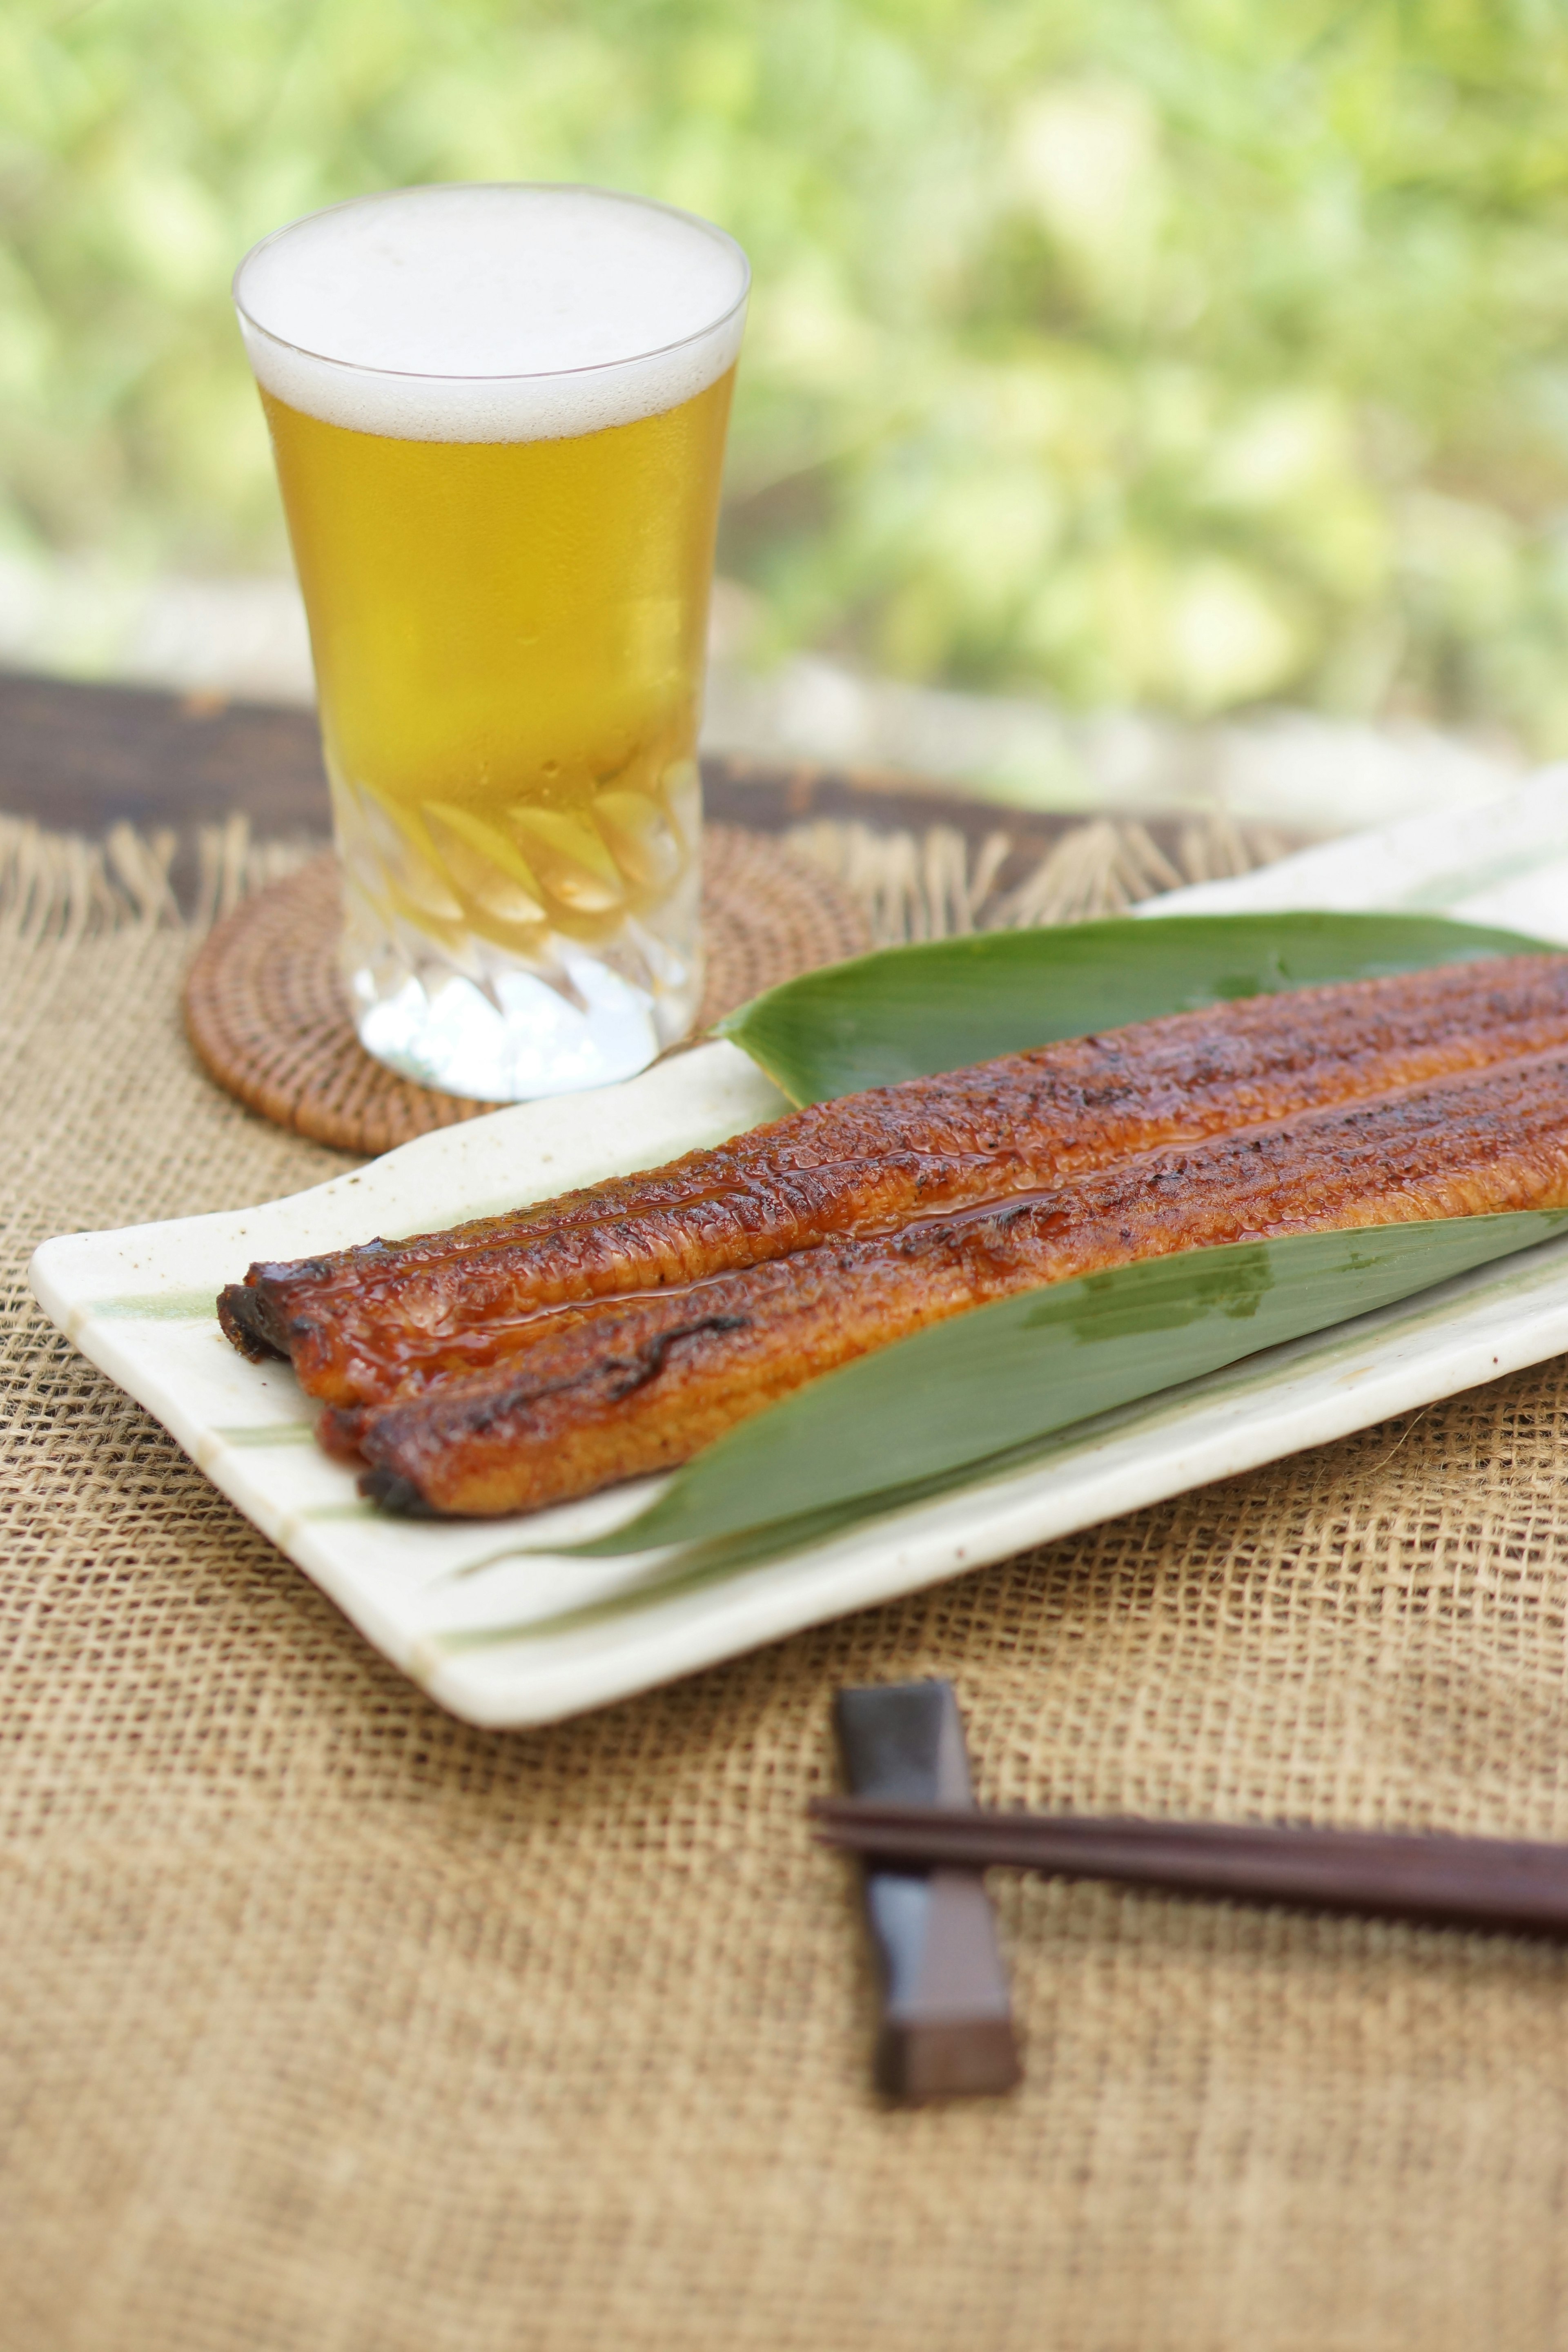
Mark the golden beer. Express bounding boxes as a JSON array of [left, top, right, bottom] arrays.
[[234, 185, 747, 1098]]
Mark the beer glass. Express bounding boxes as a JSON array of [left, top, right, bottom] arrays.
[[233, 184, 748, 1100]]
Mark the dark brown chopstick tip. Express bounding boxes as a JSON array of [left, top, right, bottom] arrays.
[[809, 1795, 1568, 1940]]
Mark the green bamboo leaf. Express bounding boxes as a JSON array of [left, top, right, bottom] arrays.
[[716, 912, 1555, 1105], [567, 1211, 1568, 1559]]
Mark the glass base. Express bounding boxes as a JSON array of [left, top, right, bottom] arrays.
[[346, 920, 701, 1102], [333, 764, 704, 1100], [350, 958, 665, 1101]]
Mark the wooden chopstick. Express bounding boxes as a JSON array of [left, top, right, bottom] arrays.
[[808, 1797, 1568, 1937]]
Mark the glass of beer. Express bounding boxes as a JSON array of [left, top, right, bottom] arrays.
[[233, 184, 748, 1100]]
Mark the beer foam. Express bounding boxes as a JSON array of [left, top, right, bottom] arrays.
[[234, 185, 748, 443]]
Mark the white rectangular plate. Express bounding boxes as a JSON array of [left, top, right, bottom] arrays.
[[31, 768, 1568, 1725]]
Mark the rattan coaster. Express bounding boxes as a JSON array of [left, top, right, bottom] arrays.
[[184, 823, 871, 1155]]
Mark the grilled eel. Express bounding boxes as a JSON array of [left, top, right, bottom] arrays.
[[352, 1040, 1568, 1517], [220, 955, 1568, 1413]]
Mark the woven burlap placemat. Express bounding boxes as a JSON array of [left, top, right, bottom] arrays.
[[6, 821, 1568, 2350], [183, 826, 872, 1153]]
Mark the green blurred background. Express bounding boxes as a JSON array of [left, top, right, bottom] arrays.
[[6, 0, 1568, 750]]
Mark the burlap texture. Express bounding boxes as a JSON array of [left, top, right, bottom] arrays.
[[5, 868, 1568, 2351]]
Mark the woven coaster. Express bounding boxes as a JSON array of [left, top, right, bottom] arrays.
[[183, 822, 871, 1156]]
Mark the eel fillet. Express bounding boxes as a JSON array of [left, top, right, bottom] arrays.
[[220, 955, 1568, 1412], [354, 1041, 1568, 1517]]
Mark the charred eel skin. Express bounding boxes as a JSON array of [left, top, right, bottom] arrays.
[[220, 955, 1568, 1410], [353, 1046, 1568, 1517]]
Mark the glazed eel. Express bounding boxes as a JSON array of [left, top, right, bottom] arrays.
[[220, 955, 1568, 1418], [350, 1045, 1568, 1515]]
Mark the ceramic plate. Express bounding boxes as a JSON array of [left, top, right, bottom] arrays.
[[31, 768, 1568, 1725]]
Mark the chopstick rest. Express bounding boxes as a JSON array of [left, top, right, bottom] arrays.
[[833, 1682, 1021, 2101], [810, 1797, 1568, 1938]]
